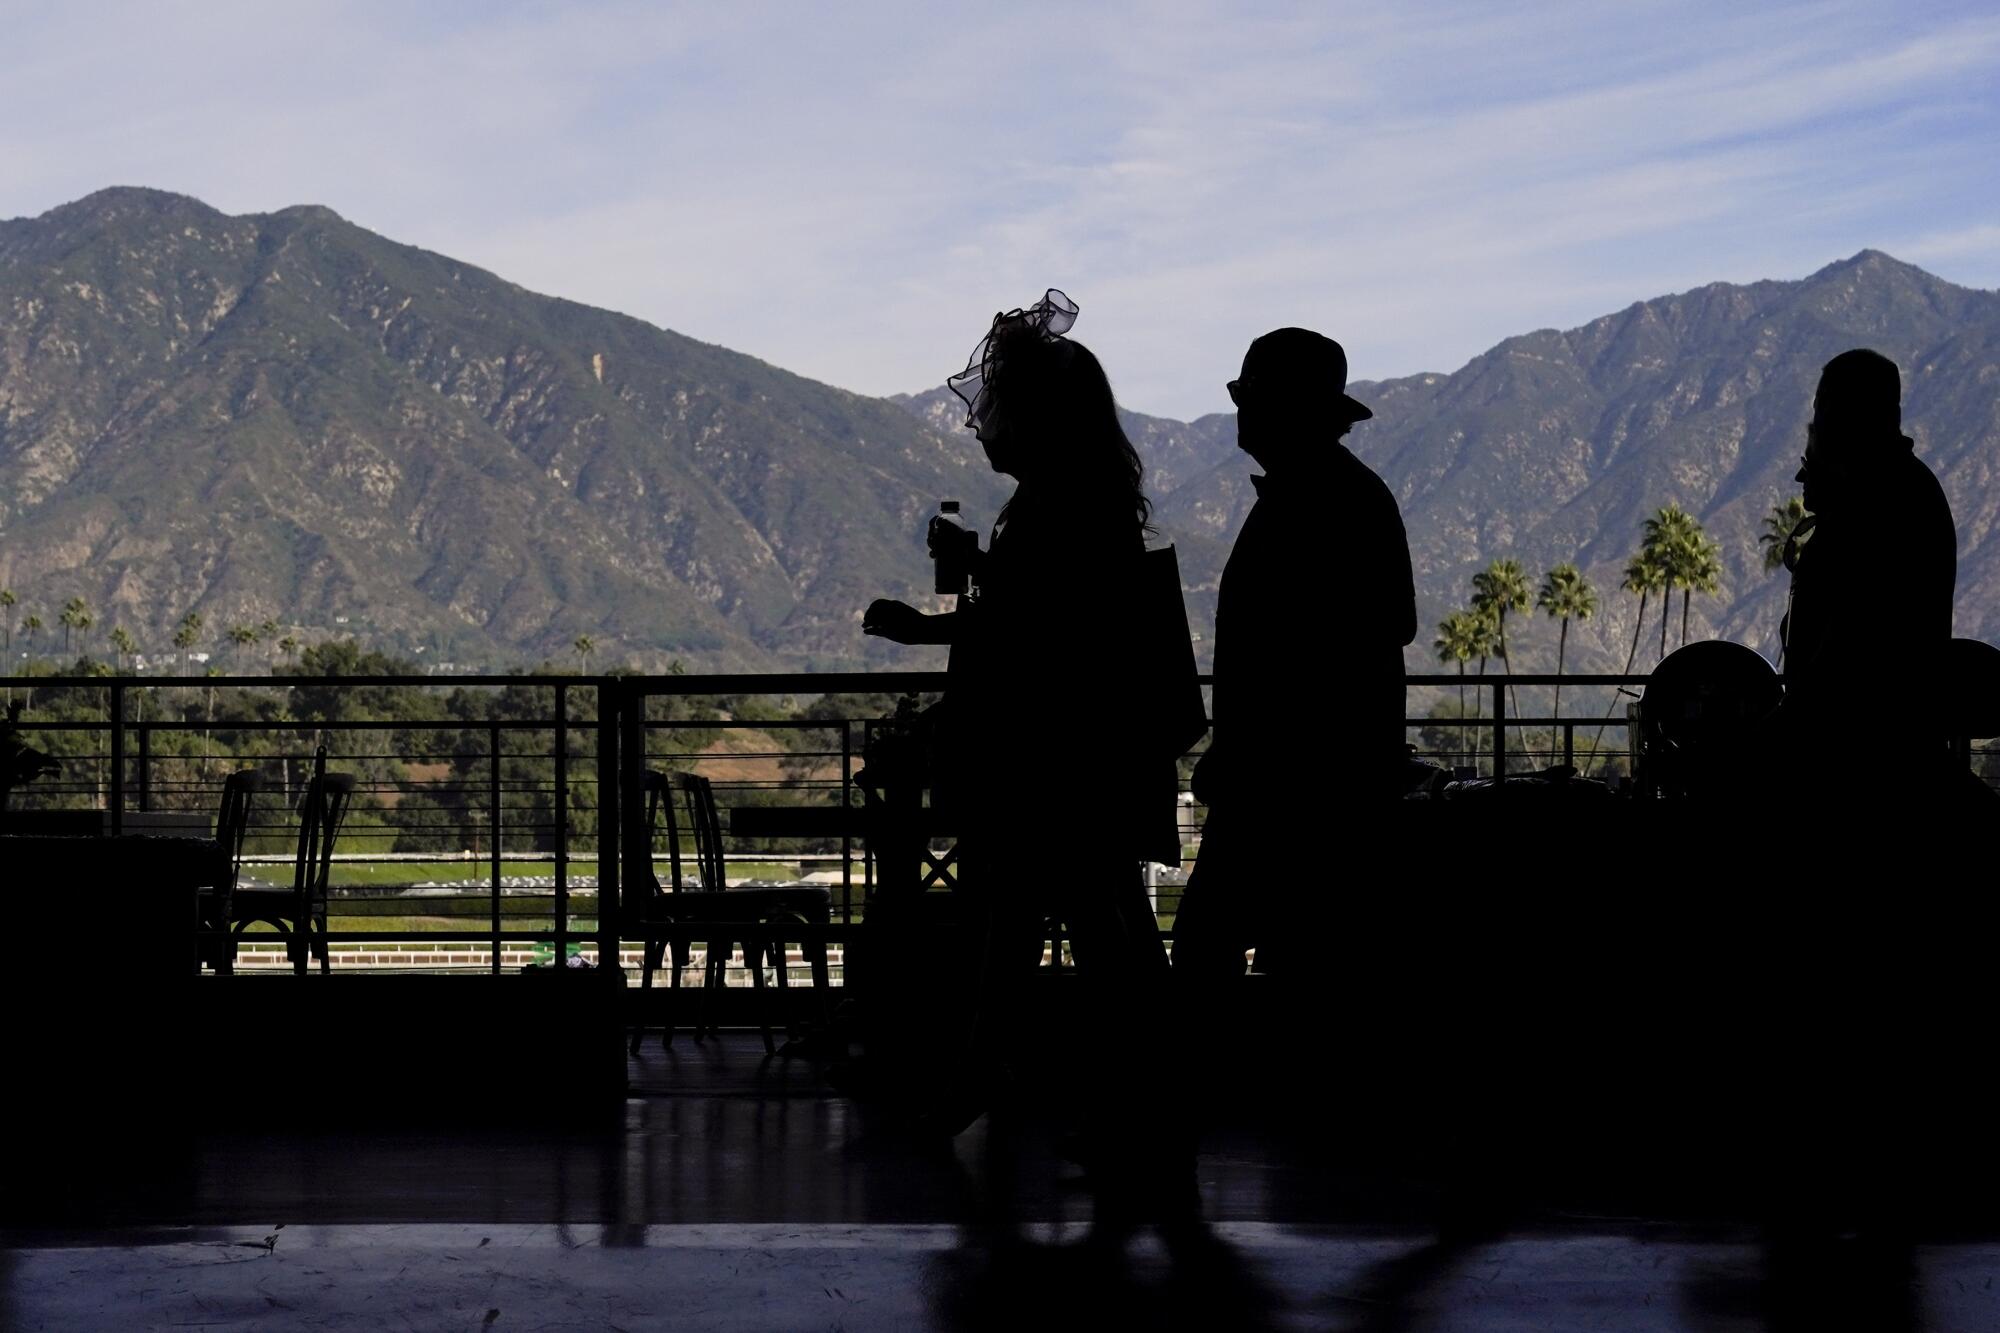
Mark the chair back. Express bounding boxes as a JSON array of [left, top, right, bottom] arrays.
[[212, 769, 262, 914], [678, 774, 728, 893], [639, 770, 728, 894], [639, 770, 683, 898], [291, 748, 355, 923]]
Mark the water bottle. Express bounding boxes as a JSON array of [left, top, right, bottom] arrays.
[[932, 500, 971, 595]]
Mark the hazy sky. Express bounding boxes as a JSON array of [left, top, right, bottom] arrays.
[[3, 1, 1997, 419]]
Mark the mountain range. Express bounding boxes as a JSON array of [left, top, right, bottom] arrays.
[[2, 187, 1994, 679]]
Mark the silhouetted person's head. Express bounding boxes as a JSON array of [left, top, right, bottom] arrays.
[[974, 317, 1148, 527], [1229, 328, 1372, 474], [1797, 348, 1905, 514]]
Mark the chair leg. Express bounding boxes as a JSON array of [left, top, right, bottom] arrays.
[[768, 932, 798, 1042], [807, 911, 832, 1029], [663, 937, 688, 1051], [704, 932, 736, 1040], [747, 932, 775, 1056], [631, 935, 659, 1056]]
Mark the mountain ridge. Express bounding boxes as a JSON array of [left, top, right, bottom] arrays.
[[2, 188, 1994, 680]]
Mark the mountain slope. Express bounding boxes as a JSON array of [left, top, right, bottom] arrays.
[[3, 190, 1993, 677], [0, 187, 1007, 668], [900, 251, 2000, 675]]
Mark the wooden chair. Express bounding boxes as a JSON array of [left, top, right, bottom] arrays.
[[230, 752, 355, 975], [628, 772, 832, 1055], [196, 769, 262, 974]]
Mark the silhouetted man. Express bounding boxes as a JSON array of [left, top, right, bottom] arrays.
[[1779, 349, 1956, 789], [1174, 328, 1415, 982]]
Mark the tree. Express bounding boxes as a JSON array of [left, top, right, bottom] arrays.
[[1582, 551, 1666, 777], [109, 626, 137, 672], [1632, 504, 1712, 660], [171, 612, 203, 724], [0, 589, 13, 670], [16, 615, 42, 712], [172, 612, 203, 670], [278, 634, 300, 665], [1676, 532, 1721, 646], [59, 597, 92, 657], [1536, 562, 1599, 749], [1433, 611, 1485, 770], [573, 635, 595, 673], [229, 623, 260, 669], [1760, 496, 1810, 573], [1470, 558, 1531, 738]]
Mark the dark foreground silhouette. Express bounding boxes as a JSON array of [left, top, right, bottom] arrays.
[[865, 290, 1200, 1220], [1780, 347, 1959, 792], [1174, 327, 1417, 983]]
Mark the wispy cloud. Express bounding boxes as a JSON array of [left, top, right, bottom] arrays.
[[2, 1, 1995, 418]]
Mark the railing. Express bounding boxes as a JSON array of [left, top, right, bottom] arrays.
[[4, 671, 1993, 979]]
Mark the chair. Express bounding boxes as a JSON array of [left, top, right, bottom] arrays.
[[196, 769, 262, 973], [230, 751, 355, 975], [629, 772, 832, 1055]]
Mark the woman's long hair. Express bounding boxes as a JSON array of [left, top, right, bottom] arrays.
[[987, 325, 1151, 534]]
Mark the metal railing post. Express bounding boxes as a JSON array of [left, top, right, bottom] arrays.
[[1563, 722, 1575, 769], [109, 681, 125, 834], [1492, 681, 1508, 781], [841, 720, 853, 927], [490, 720, 502, 975], [861, 719, 875, 902], [618, 681, 647, 972], [595, 678, 621, 969], [554, 684, 568, 965]]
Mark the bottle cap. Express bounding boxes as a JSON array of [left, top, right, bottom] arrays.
[[941, 500, 960, 512]]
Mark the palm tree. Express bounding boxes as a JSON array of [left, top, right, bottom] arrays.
[[172, 612, 203, 671], [1582, 551, 1665, 777], [573, 634, 596, 673], [1433, 611, 1483, 767], [1676, 532, 1721, 646], [1457, 608, 1499, 772], [19, 615, 43, 707], [1640, 505, 1703, 661], [172, 612, 203, 726], [1470, 558, 1531, 746], [1760, 496, 1810, 572], [278, 634, 300, 666], [229, 623, 260, 669], [59, 597, 91, 657], [109, 626, 137, 673], [1537, 562, 1599, 757]]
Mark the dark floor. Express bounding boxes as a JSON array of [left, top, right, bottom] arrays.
[[9, 1034, 2000, 1330]]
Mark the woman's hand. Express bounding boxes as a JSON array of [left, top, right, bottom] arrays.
[[863, 599, 929, 645]]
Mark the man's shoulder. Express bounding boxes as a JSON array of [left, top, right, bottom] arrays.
[[1328, 445, 1403, 517], [1886, 452, 1956, 540]]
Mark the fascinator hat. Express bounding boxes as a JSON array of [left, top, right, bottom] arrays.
[[947, 289, 1080, 427]]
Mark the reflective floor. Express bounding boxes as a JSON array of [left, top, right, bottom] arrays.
[[9, 1035, 2000, 1330]]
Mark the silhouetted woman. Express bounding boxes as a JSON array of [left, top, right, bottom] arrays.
[[865, 292, 1179, 1174]]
